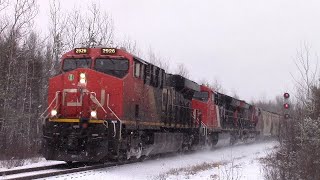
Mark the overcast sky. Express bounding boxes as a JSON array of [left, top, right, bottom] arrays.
[[36, 0, 320, 102]]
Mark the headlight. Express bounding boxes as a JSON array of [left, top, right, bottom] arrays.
[[80, 73, 86, 79], [51, 109, 57, 116], [79, 73, 86, 84], [91, 111, 97, 118]]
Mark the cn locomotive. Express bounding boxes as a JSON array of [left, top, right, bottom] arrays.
[[42, 48, 280, 162]]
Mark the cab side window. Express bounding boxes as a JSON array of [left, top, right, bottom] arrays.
[[134, 61, 141, 78]]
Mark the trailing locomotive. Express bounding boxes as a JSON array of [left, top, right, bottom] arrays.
[[42, 48, 280, 162]]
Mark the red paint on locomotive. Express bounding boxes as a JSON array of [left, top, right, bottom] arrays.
[[47, 48, 137, 121], [192, 85, 220, 129]]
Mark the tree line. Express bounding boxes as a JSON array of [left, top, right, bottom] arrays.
[[263, 43, 320, 180], [0, 0, 44, 160]]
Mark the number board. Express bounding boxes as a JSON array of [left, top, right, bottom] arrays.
[[74, 48, 88, 54], [101, 48, 116, 54]]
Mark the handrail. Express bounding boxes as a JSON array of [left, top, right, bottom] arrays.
[[39, 91, 60, 119], [89, 92, 121, 122], [191, 109, 207, 127], [110, 121, 116, 138], [90, 92, 121, 139], [192, 110, 208, 136], [90, 92, 122, 140], [106, 94, 121, 122], [90, 92, 108, 114]]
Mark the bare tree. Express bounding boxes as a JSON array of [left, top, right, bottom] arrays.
[[211, 78, 224, 93], [0, 0, 9, 35], [4, 0, 38, 121], [176, 63, 190, 78], [65, 8, 83, 49], [9, 0, 38, 39], [198, 78, 225, 93], [291, 42, 319, 114], [117, 37, 141, 56], [0, 17, 8, 36], [81, 2, 114, 47], [263, 42, 320, 180], [147, 47, 170, 72], [254, 95, 283, 114], [0, 0, 9, 11], [0, 0, 41, 161], [48, 0, 115, 71], [231, 88, 239, 99], [199, 78, 210, 87], [49, 0, 66, 74]]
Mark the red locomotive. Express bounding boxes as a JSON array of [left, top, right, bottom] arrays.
[[42, 48, 280, 162]]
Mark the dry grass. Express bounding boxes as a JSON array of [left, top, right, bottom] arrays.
[[157, 161, 228, 180]]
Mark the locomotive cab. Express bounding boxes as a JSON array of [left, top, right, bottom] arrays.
[[43, 48, 131, 162], [192, 85, 220, 130], [191, 85, 222, 146]]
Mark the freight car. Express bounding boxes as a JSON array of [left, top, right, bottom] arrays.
[[42, 48, 280, 162], [256, 110, 281, 137]]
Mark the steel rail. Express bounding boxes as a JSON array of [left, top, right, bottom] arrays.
[[0, 159, 141, 180], [0, 163, 68, 176]]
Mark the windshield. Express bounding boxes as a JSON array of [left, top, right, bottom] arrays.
[[94, 58, 129, 78], [193, 91, 209, 102], [63, 58, 91, 72]]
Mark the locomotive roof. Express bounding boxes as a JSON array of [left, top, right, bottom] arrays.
[[166, 74, 200, 92], [133, 56, 148, 65]]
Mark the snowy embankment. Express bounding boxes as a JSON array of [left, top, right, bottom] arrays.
[[0, 158, 63, 171], [43, 140, 278, 180]]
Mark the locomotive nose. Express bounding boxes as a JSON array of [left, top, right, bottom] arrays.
[[61, 69, 92, 118], [78, 72, 87, 87], [60, 69, 107, 119], [65, 69, 89, 86]]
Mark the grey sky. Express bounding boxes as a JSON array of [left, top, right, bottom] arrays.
[[36, 0, 320, 102]]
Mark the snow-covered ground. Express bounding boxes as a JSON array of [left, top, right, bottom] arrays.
[[43, 140, 278, 180], [0, 158, 63, 171]]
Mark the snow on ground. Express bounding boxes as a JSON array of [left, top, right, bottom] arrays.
[[0, 158, 63, 171], [44, 140, 278, 180]]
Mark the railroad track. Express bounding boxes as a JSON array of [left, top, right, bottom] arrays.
[[0, 161, 130, 180], [0, 152, 182, 180]]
